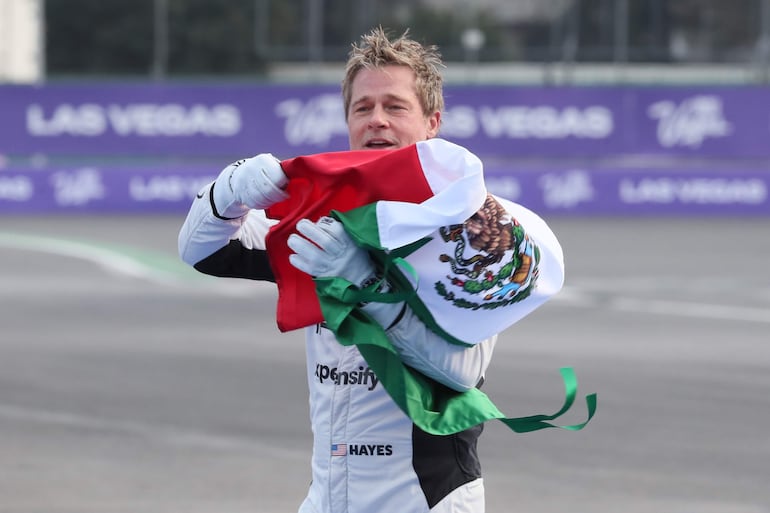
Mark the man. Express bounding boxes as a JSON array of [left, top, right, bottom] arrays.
[[179, 27, 517, 513]]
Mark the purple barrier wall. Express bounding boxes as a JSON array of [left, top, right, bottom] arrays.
[[2, 84, 769, 159], [1, 83, 768, 215], [2, 163, 767, 216]]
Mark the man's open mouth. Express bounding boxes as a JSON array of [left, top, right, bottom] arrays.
[[365, 139, 395, 149]]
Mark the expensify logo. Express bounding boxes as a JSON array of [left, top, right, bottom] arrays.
[[315, 364, 379, 390], [26, 103, 241, 137]]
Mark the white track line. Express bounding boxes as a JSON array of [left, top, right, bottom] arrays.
[[3, 232, 767, 323], [0, 232, 169, 280], [0, 231, 260, 296]]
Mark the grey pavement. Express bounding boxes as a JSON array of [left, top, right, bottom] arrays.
[[1, 215, 768, 513]]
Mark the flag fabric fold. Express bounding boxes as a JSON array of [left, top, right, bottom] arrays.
[[266, 138, 486, 333], [331, 193, 564, 345], [265, 138, 595, 435], [314, 273, 597, 435]]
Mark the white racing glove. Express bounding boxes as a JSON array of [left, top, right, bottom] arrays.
[[288, 216, 403, 328], [212, 153, 288, 218]]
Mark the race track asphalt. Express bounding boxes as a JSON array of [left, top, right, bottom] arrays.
[[1, 214, 768, 513]]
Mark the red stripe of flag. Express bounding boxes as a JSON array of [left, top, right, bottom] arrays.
[[266, 144, 434, 332]]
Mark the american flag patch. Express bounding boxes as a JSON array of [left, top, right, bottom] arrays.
[[331, 443, 347, 456]]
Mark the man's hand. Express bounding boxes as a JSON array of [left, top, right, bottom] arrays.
[[213, 153, 288, 218], [287, 217, 374, 285], [288, 216, 405, 329]]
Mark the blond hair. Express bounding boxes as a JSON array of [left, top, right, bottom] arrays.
[[341, 26, 445, 119]]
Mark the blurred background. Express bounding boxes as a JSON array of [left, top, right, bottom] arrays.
[[1, 2, 769, 513], [2, 0, 770, 216], [7, 0, 770, 81]]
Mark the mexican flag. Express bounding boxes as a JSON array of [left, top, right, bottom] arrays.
[[266, 138, 487, 333], [266, 138, 595, 434], [266, 138, 564, 345], [333, 192, 566, 346]]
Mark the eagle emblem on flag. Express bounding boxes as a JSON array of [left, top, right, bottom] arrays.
[[435, 194, 540, 310]]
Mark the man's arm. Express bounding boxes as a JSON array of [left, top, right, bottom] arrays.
[[382, 308, 496, 392], [178, 154, 287, 281]]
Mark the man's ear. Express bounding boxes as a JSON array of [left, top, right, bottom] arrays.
[[426, 110, 441, 138]]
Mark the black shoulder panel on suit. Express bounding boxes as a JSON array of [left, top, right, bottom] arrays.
[[193, 240, 275, 282]]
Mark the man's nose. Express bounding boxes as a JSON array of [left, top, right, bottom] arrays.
[[367, 105, 388, 127]]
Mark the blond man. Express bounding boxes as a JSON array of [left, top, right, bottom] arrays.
[[180, 27, 496, 512]]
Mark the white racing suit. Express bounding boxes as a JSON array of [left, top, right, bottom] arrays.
[[179, 181, 496, 513]]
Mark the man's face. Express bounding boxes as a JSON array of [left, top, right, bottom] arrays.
[[347, 65, 440, 151]]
